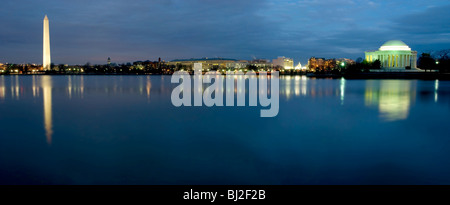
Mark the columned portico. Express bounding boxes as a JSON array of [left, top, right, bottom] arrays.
[[365, 40, 418, 69]]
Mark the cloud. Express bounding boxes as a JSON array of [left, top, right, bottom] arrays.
[[0, 0, 449, 64], [391, 5, 450, 35]]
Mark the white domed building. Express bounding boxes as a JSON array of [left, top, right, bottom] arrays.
[[365, 40, 417, 69]]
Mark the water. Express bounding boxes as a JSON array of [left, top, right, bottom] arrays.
[[0, 75, 449, 185]]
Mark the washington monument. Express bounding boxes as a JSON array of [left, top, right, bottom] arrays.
[[43, 15, 51, 70]]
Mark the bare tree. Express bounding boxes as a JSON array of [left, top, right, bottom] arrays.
[[434, 49, 450, 60]]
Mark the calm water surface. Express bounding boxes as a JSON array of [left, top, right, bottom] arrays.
[[0, 75, 449, 184]]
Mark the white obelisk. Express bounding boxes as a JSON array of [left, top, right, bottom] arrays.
[[43, 15, 51, 71]]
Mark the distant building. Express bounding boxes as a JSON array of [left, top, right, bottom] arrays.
[[0, 63, 5, 73], [249, 59, 273, 69], [336, 58, 355, 67], [308, 57, 354, 71], [133, 60, 159, 69], [365, 40, 417, 69], [107, 57, 111, 65], [226, 60, 249, 70], [168, 58, 237, 70], [272, 56, 294, 69], [295, 62, 305, 70], [308, 57, 326, 71]]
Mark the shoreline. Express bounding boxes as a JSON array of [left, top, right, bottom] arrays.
[[1, 72, 450, 80], [342, 72, 450, 80]]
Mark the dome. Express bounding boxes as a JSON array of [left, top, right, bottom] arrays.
[[382, 40, 408, 47], [379, 40, 411, 51]]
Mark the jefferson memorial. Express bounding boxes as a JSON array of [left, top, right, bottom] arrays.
[[365, 40, 417, 69]]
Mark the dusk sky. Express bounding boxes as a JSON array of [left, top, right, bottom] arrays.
[[1, 0, 449, 65]]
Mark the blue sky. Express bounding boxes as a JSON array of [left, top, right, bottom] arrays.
[[1, 0, 449, 65]]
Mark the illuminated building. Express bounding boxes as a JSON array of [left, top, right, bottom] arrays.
[[272, 56, 294, 70], [295, 62, 302, 70], [169, 58, 237, 70], [308, 57, 325, 71], [43, 15, 51, 71], [0, 63, 5, 73], [226, 60, 249, 70], [249, 59, 273, 69], [308, 57, 354, 71], [308, 57, 332, 71], [365, 40, 417, 69]]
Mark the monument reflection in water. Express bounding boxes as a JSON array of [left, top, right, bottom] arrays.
[[0, 75, 449, 184], [365, 80, 415, 121], [42, 76, 53, 145]]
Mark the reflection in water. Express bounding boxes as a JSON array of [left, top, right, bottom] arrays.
[[146, 76, 152, 101], [365, 80, 415, 121], [340, 78, 345, 105], [42, 76, 53, 145], [0, 75, 446, 149], [16, 75, 20, 99], [1, 76, 450, 185], [139, 77, 144, 95], [80, 75, 84, 98], [279, 75, 309, 98], [66, 76, 85, 99], [279, 76, 347, 99], [301, 76, 307, 96], [32, 75, 40, 98], [0, 76, 4, 100], [285, 76, 291, 99], [68, 76, 72, 99], [435, 80, 439, 103], [10, 75, 20, 99], [294, 76, 300, 96]]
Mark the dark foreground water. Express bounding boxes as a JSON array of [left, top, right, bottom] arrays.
[[0, 75, 449, 185]]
